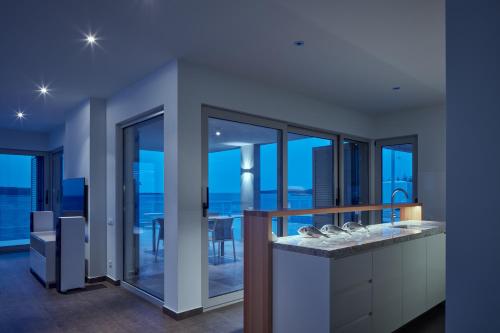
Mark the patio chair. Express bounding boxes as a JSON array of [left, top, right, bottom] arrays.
[[208, 217, 236, 265]]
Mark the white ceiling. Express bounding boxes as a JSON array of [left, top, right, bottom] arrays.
[[0, 0, 444, 132]]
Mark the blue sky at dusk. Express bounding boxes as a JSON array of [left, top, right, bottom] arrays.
[[0, 154, 32, 188]]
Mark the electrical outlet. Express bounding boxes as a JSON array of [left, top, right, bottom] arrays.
[[107, 218, 114, 226]]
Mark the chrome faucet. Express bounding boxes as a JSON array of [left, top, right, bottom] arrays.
[[391, 188, 409, 225]]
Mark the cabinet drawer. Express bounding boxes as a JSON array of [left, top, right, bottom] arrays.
[[335, 314, 371, 333], [331, 252, 372, 293], [332, 282, 372, 329]]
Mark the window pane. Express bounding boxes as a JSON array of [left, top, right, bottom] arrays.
[[287, 133, 334, 235], [381, 144, 413, 222], [0, 154, 37, 247], [343, 139, 369, 224], [208, 117, 280, 298], [123, 115, 164, 300]]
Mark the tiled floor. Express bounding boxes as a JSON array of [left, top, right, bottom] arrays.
[[0, 251, 243, 333]]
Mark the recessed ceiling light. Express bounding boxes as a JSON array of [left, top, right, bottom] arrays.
[[215, 131, 221, 136], [36, 84, 50, 96], [392, 86, 401, 91], [85, 33, 98, 46], [293, 40, 305, 47], [16, 111, 25, 119]]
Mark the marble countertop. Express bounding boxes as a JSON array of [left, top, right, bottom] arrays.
[[273, 220, 446, 259]]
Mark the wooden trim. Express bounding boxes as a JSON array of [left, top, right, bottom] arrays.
[[244, 212, 273, 333], [244, 203, 422, 218], [162, 306, 203, 320]]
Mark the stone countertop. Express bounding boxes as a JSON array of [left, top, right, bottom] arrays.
[[273, 220, 446, 259]]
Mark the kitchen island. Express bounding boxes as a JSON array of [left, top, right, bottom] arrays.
[[272, 220, 446, 333]]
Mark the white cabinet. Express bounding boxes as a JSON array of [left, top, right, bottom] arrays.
[[273, 232, 446, 333], [427, 234, 446, 308], [372, 244, 402, 333], [331, 252, 373, 331], [402, 237, 427, 323]]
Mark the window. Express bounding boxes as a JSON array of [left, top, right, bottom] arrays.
[[343, 139, 369, 224], [376, 136, 418, 223], [0, 153, 44, 248], [287, 132, 335, 234]]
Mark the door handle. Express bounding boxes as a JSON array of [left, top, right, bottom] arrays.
[[202, 187, 209, 217]]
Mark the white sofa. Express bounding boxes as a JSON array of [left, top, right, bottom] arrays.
[[30, 211, 56, 288]]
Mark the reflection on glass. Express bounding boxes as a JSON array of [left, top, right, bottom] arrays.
[[123, 115, 164, 299], [0, 154, 42, 247], [208, 118, 280, 298], [287, 133, 334, 235], [343, 139, 369, 224], [381, 144, 413, 222]]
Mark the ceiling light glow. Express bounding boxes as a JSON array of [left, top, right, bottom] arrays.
[[16, 111, 25, 119], [85, 33, 97, 45], [215, 131, 221, 136], [36, 84, 50, 96]]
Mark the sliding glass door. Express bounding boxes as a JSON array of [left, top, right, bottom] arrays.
[[0, 152, 45, 248], [376, 136, 418, 223], [123, 114, 164, 299], [287, 131, 336, 234], [206, 116, 281, 299], [343, 139, 369, 224]]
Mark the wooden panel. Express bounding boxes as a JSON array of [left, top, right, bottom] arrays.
[[245, 203, 423, 218], [244, 212, 273, 333], [400, 205, 423, 221]]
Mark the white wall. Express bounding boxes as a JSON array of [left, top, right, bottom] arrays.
[[105, 61, 178, 299], [64, 101, 90, 180], [0, 128, 50, 152], [48, 126, 65, 151], [63, 98, 107, 278], [446, 1, 500, 331], [372, 105, 446, 221]]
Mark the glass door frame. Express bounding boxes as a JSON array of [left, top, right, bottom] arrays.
[[286, 126, 339, 229], [0, 148, 50, 251], [374, 135, 418, 223], [202, 105, 287, 308], [339, 134, 372, 225], [118, 107, 165, 303], [202, 106, 349, 308]]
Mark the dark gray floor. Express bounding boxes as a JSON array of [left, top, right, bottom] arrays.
[[0, 251, 243, 333], [0, 251, 444, 333]]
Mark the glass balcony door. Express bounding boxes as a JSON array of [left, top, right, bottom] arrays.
[[375, 136, 418, 223], [287, 130, 337, 234], [342, 139, 369, 224], [0, 152, 45, 248], [204, 113, 282, 302], [123, 114, 165, 300]]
